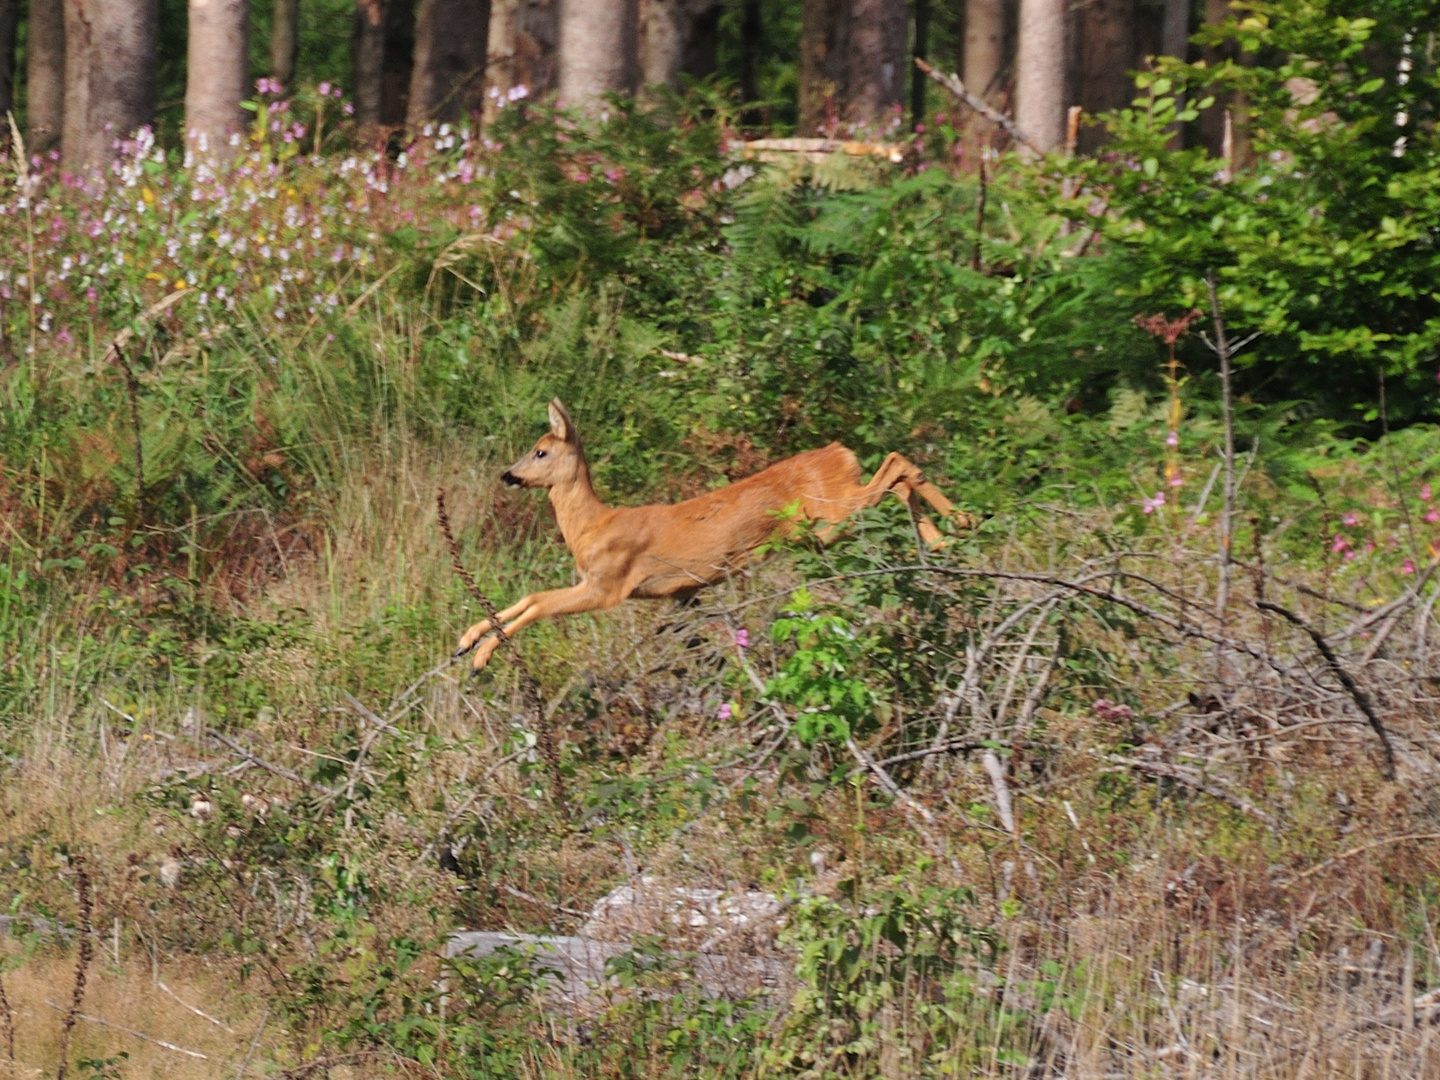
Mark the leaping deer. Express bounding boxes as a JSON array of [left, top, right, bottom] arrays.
[[455, 399, 965, 672]]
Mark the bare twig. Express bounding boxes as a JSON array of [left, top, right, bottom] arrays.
[[438, 489, 567, 820], [914, 58, 1041, 153], [1104, 755, 1279, 830], [54, 857, 94, 1080], [0, 968, 13, 1071], [1256, 601, 1397, 781], [234, 1006, 269, 1079], [44, 1001, 208, 1060], [209, 731, 328, 793], [981, 749, 1017, 837], [846, 738, 962, 876], [157, 980, 237, 1034], [1207, 273, 1237, 646], [1279, 833, 1440, 887]]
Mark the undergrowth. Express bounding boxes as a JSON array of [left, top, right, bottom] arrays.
[[3, 5, 1440, 1075]]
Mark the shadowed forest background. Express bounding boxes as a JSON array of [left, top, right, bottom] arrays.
[[1, 1, 1440, 1078]]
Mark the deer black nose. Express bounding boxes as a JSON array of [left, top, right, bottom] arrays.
[[501, 471, 521, 488]]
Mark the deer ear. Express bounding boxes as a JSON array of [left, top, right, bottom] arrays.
[[547, 399, 575, 443]]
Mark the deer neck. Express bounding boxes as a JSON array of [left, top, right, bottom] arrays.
[[548, 463, 608, 549]]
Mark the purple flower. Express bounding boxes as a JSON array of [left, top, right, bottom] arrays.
[[55, 327, 72, 345], [734, 629, 749, 649], [318, 81, 331, 97], [717, 703, 733, 721], [1141, 492, 1165, 514], [1165, 430, 1179, 447]]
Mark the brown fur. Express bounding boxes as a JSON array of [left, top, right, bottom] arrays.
[[456, 399, 963, 671]]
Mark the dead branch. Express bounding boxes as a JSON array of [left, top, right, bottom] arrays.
[[54, 857, 94, 1080], [43, 1001, 208, 1059], [1103, 755, 1279, 830], [209, 732, 329, 794], [1256, 601, 1397, 780], [914, 58, 1041, 153], [1279, 833, 1440, 887], [438, 488, 567, 820]]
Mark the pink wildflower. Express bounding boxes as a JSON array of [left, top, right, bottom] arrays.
[[1342, 511, 1360, 527], [318, 82, 332, 97], [55, 327, 72, 345], [1423, 483, 1432, 501], [1142, 492, 1165, 514], [1426, 509, 1439, 523], [1332, 534, 1350, 553], [717, 703, 733, 721], [1402, 557, 1418, 575], [1165, 430, 1179, 447], [734, 629, 750, 649]]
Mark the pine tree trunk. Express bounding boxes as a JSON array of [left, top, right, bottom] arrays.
[[1075, 0, 1132, 152], [638, 0, 719, 89], [1161, 0, 1189, 59], [739, 0, 760, 102], [270, 0, 298, 86], [845, 0, 904, 130], [557, 0, 637, 109], [963, 0, 1006, 100], [353, 0, 386, 124], [408, 0, 489, 125], [0, 0, 18, 120], [380, 0, 414, 125], [910, 0, 929, 128], [62, 0, 159, 170], [484, 0, 557, 121], [354, 0, 414, 126], [27, 0, 66, 154], [798, 0, 846, 135], [1015, 0, 1065, 152], [185, 0, 249, 160]]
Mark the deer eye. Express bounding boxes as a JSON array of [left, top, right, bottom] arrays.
[[534, 449, 547, 459]]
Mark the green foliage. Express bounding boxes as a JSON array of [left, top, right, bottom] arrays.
[[1066, 0, 1440, 423]]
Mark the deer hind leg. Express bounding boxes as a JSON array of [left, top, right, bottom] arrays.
[[469, 581, 620, 672], [862, 452, 956, 549]]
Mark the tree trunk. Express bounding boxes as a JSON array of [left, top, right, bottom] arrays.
[[380, 0, 415, 125], [1014, 0, 1065, 152], [353, 0, 386, 124], [354, 0, 414, 127], [798, 0, 846, 135], [845, 0, 904, 130], [185, 0, 249, 160], [408, 0, 490, 125], [484, 0, 557, 121], [739, 0, 760, 102], [1161, 0, 1189, 60], [963, 0, 1006, 101], [557, 0, 637, 110], [910, 0, 929, 128], [638, 0, 719, 89], [270, 0, 298, 86], [27, 0, 66, 154], [0, 0, 17, 120], [1075, 0, 1132, 152], [62, 0, 159, 170]]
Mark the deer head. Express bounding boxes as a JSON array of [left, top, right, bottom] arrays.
[[501, 398, 587, 491]]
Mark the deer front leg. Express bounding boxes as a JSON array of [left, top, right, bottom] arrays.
[[455, 594, 536, 656], [470, 581, 621, 672]]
